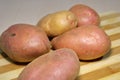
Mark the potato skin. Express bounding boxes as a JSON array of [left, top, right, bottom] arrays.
[[0, 24, 51, 62], [51, 25, 111, 60], [69, 4, 100, 26], [37, 10, 77, 37], [18, 48, 80, 80]]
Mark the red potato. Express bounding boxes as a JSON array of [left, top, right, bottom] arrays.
[[18, 48, 80, 80], [51, 25, 111, 60], [0, 24, 51, 62], [37, 10, 77, 37], [69, 4, 100, 26]]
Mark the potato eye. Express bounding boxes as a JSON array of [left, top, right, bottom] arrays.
[[10, 33, 16, 37]]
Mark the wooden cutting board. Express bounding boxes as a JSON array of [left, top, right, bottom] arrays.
[[0, 12, 120, 80]]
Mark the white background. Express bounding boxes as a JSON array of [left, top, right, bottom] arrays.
[[0, 0, 120, 34]]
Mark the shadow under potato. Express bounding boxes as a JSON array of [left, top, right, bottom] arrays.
[[0, 49, 29, 65], [79, 49, 112, 62], [75, 50, 112, 80], [102, 49, 112, 59]]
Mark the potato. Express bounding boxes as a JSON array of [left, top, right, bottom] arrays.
[[18, 48, 80, 80], [0, 24, 51, 62], [69, 4, 100, 26], [37, 10, 77, 37], [51, 25, 111, 60]]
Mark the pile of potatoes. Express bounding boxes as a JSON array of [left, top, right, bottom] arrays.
[[0, 4, 111, 80]]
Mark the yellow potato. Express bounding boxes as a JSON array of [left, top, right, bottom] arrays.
[[37, 10, 77, 37]]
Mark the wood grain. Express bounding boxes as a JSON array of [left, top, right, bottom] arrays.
[[0, 12, 120, 80]]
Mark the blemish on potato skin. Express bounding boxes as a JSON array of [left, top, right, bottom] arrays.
[[10, 33, 16, 37]]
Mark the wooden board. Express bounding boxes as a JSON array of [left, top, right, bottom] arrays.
[[0, 12, 120, 80]]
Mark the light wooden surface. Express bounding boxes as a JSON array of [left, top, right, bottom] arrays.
[[0, 12, 120, 80]]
